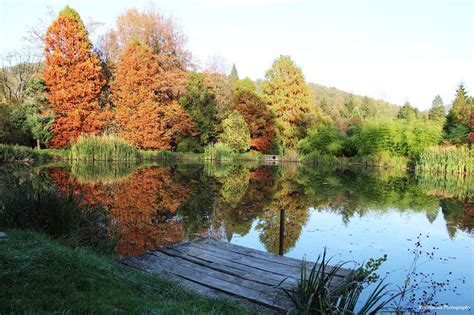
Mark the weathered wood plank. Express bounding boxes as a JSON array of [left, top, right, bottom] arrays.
[[121, 239, 352, 312], [157, 247, 298, 291], [178, 241, 310, 279], [130, 252, 293, 311], [204, 239, 352, 278]]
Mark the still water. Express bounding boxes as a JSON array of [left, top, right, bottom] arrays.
[[1, 161, 472, 312]]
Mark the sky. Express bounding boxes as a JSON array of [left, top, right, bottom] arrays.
[[1, 0, 473, 110]]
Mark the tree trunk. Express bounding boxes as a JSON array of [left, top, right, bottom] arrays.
[[36, 139, 41, 150]]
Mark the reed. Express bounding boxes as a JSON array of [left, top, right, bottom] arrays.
[[70, 135, 138, 161], [416, 145, 473, 175], [417, 172, 473, 199]]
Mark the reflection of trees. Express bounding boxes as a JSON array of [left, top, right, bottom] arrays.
[[298, 168, 440, 224], [213, 166, 277, 240], [441, 200, 474, 238], [257, 165, 310, 255], [50, 166, 193, 256]]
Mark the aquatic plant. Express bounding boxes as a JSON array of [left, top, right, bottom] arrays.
[[416, 145, 473, 175], [70, 134, 138, 161]]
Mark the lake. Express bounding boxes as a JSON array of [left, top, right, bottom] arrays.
[[1, 161, 472, 312]]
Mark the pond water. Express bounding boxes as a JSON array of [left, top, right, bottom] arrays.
[[0, 161, 472, 312]]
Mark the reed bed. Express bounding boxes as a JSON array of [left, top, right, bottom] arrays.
[[416, 145, 473, 175], [70, 135, 138, 161]]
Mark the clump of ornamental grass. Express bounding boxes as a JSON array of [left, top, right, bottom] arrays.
[[416, 145, 473, 175], [283, 249, 398, 314], [70, 134, 138, 161]]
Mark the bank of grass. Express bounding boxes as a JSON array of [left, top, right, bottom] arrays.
[[0, 229, 255, 314], [416, 145, 473, 175], [204, 143, 262, 162]]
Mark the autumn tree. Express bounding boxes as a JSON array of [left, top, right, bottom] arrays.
[[262, 55, 315, 150], [99, 7, 190, 102], [179, 72, 218, 147], [231, 78, 275, 152], [111, 41, 194, 150], [43, 6, 107, 148], [220, 111, 250, 153], [428, 95, 445, 122], [203, 72, 233, 122]]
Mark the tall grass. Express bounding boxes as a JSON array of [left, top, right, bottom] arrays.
[[70, 135, 138, 161], [0, 182, 115, 252], [416, 145, 473, 175]]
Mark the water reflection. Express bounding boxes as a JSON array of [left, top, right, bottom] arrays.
[[4, 162, 459, 256]]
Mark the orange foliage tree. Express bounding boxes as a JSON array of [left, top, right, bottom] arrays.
[[99, 7, 190, 102], [43, 6, 108, 148], [232, 79, 275, 152], [111, 41, 194, 149]]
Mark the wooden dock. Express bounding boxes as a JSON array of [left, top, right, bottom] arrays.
[[121, 239, 351, 312]]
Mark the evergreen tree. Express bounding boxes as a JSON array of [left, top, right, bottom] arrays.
[[397, 101, 420, 120], [229, 64, 239, 81], [43, 6, 107, 148], [444, 84, 472, 143], [428, 95, 445, 122], [262, 55, 315, 150], [180, 72, 218, 146]]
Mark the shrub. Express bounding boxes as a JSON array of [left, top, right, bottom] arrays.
[[70, 135, 138, 161], [220, 111, 250, 153], [204, 143, 233, 161], [0, 144, 40, 162], [176, 137, 203, 153]]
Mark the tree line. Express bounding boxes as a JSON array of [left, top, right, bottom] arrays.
[[0, 6, 472, 160]]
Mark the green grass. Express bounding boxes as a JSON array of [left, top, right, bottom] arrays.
[[0, 229, 256, 314], [70, 135, 138, 161]]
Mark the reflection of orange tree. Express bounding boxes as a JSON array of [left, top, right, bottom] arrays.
[[256, 166, 310, 255], [49, 166, 193, 256]]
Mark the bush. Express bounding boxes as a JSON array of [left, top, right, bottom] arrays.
[[70, 135, 138, 161], [0, 143, 40, 162], [204, 142, 233, 161], [176, 137, 203, 153]]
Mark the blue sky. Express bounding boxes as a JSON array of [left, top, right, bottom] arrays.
[[1, 0, 473, 110]]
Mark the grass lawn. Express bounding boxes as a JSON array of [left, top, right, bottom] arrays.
[[0, 229, 256, 314]]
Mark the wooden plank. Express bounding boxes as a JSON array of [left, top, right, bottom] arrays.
[[204, 239, 352, 278], [132, 252, 293, 311], [157, 247, 298, 291], [178, 242, 308, 279]]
